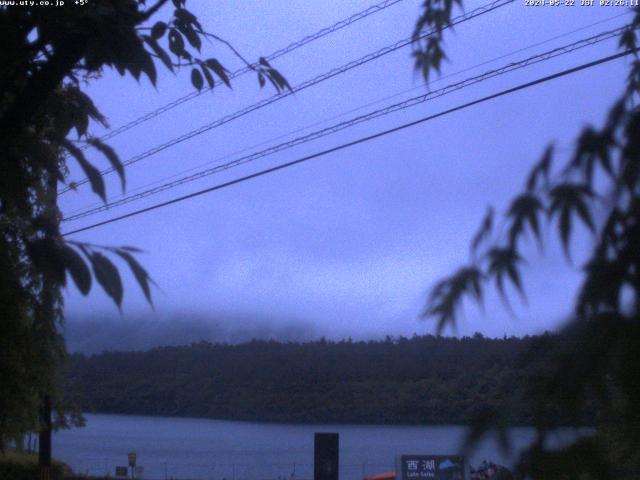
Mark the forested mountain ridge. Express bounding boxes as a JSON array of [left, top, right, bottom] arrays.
[[64, 334, 596, 425]]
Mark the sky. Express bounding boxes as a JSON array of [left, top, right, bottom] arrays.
[[58, 0, 635, 350]]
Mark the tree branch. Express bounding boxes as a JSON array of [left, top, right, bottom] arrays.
[[201, 31, 256, 71], [139, 0, 171, 22]]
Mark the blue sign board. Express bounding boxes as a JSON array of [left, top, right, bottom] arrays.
[[400, 455, 465, 480]]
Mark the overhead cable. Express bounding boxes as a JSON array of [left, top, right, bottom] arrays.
[[64, 10, 632, 219], [62, 49, 635, 236], [60, 0, 514, 195], [63, 26, 628, 223], [84, 0, 406, 146]]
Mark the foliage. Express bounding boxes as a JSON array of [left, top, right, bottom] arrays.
[[0, 450, 66, 480], [0, 0, 287, 447], [414, 2, 640, 478], [64, 334, 598, 426]]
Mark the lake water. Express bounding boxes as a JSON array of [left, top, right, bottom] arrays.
[[53, 414, 586, 480]]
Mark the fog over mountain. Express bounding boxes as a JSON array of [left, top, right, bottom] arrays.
[[63, 312, 326, 354]]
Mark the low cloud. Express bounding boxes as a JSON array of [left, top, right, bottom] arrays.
[[63, 311, 321, 354]]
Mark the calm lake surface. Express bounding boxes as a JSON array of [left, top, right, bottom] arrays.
[[53, 413, 586, 480]]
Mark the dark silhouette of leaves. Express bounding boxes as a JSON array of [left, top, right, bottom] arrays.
[[258, 57, 292, 93], [619, 26, 637, 52], [571, 127, 614, 182], [168, 28, 186, 59], [268, 67, 292, 93], [620, 109, 640, 190], [415, 3, 640, 477], [191, 67, 203, 91], [175, 7, 201, 32], [470, 207, 493, 255], [118, 246, 144, 253], [199, 63, 215, 89], [206, 58, 230, 87], [61, 245, 91, 296], [87, 252, 124, 310], [526, 145, 553, 192], [115, 249, 154, 305], [507, 193, 544, 248], [151, 21, 167, 40], [486, 247, 524, 302], [178, 23, 201, 51], [424, 266, 483, 333], [61, 139, 106, 202], [517, 436, 614, 480], [143, 35, 174, 72], [87, 137, 125, 192], [0, 0, 291, 449], [548, 183, 596, 256], [26, 238, 66, 285], [577, 259, 626, 316], [412, 0, 458, 82]]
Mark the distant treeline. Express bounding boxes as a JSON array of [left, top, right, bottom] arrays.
[[64, 333, 596, 425]]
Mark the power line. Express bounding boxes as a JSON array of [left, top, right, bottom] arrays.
[[60, 0, 514, 195], [63, 10, 632, 219], [83, 0, 406, 146], [62, 27, 628, 223], [62, 49, 634, 237]]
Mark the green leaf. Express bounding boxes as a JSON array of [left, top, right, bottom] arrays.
[[87, 137, 125, 192], [61, 139, 106, 202], [191, 68, 203, 91], [62, 245, 91, 295], [151, 21, 167, 40], [115, 249, 154, 305], [89, 252, 123, 309]]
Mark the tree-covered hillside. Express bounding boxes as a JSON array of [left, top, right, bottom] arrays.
[[65, 334, 596, 425]]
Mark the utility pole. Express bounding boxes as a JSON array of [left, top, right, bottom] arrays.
[[38, 172, 58, 480], [38, 394, 52, 480]]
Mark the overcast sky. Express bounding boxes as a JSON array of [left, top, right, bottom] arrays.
[[58, 0, 634, 349]]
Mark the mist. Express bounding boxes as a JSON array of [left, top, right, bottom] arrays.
[[63, 311, 326, 354]]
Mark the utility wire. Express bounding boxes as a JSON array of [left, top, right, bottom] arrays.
[[62, 27, 628, 223], [64, 10, 632, 219], [60, 0, 514, 195], [62, 49, 635, 237], [81, 0, 406, 147]]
